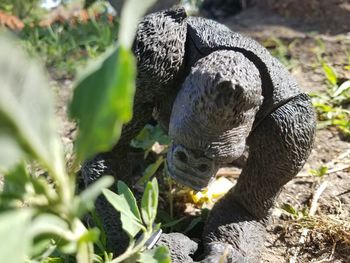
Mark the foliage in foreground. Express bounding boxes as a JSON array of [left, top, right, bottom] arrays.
[[0, 0, 170, 262]]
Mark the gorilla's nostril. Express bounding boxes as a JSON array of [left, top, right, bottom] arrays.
[[176, 151, 188, 163], [198, 164, 209, 172]]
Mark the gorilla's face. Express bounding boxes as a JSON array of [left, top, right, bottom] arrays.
[[167, 50, 262, 190], [167, 143, 219, 190]]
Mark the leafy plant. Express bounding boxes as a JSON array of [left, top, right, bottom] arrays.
[[103, 179, 169, 263], [0, 0, 42, 18], [0, 0, 170, 262], [311, 58, 350, 137], [280, 203, 308, 220], [19, 7, 119, 79], [130, 124, 170, 186], [263, 37, 298, 70], [309, 165, 328, 178]]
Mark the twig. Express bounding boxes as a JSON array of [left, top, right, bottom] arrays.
[[289, 181, 328, 263]]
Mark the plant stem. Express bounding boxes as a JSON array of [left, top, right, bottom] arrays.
[[110, 230, 153, 263]]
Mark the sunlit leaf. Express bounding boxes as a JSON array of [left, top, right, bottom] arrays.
[[141, 178, 158, 228], [117, 181, 142, 221], [321, 62, 338, 86], [70, 46, 135, 162], [103, 188, 144, 237], [333, 80, 350, 97], [0, 209, 32, 263], [0, 34, 65, 176]]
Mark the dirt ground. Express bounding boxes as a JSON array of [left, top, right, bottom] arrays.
[[53, 3, 350, 263]]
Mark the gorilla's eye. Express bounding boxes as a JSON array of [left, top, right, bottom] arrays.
[[198, 164, 209, 172], [176, 151, 188, 163]]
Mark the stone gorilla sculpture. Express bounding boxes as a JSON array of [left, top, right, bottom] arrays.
[[82, 7, 316, 263]]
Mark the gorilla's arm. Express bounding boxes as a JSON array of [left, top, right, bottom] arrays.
[[202, 94, 316, 262]]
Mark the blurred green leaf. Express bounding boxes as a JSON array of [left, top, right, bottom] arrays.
[[131, 125, 171, 152], [321, 61, 338, 86], [79, 228, 100, 243], [141, 178, 159, 228], [281, 203, 298, 217], [0, 133, 23, 170], [29, 214, 71, 240], [0, 34, 65, 176], [70, 46, 136, 162], [0, 209, 32, 263], [75, 176, 114, 217], [2, 163, 29, 200], [139, 246, 171, 263], [309, 165, 328, 177], [118, 0, 157, 48], [42, 258, 64, 263], [137, 156, 164, 185], [183, 216, 203, 234], [103, 188, 144, 237], [333, 80, 350, 97]]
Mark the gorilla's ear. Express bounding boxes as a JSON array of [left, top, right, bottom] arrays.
[[214, 80, 243, 108]]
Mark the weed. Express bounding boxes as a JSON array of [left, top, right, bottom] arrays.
[[18, 10, 119, 79], [310, 56, 350, 138], [263, 37, 298, 70], [309, 165, 328, 178]]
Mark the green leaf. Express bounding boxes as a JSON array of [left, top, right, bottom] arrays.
[[333, 80, 350, 97], [75, 176, 114, 217], [183, 216, 202, 234], [281, 203, 298, 216], [0, 133, 23, 171], [141, 178, 159, 228], [118, 0, 157, 49], [321, 62, 338, 86], [0, 209, 32, 263], [42, 258, 64, 263], [117, 181, 142, 221], [103, 188, 144, 237], [70, 46, 136, 162], [2, 163, 29, 200], [0, 34, 65, 175], [131, 125, 171, 151], [137, 157, 164, 185], [29, 214, 71, 240], [309, 165, 328, 177], [161, 216, 187, 229], [139, 246, 171, 263], [78, 228, 100, 243]]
